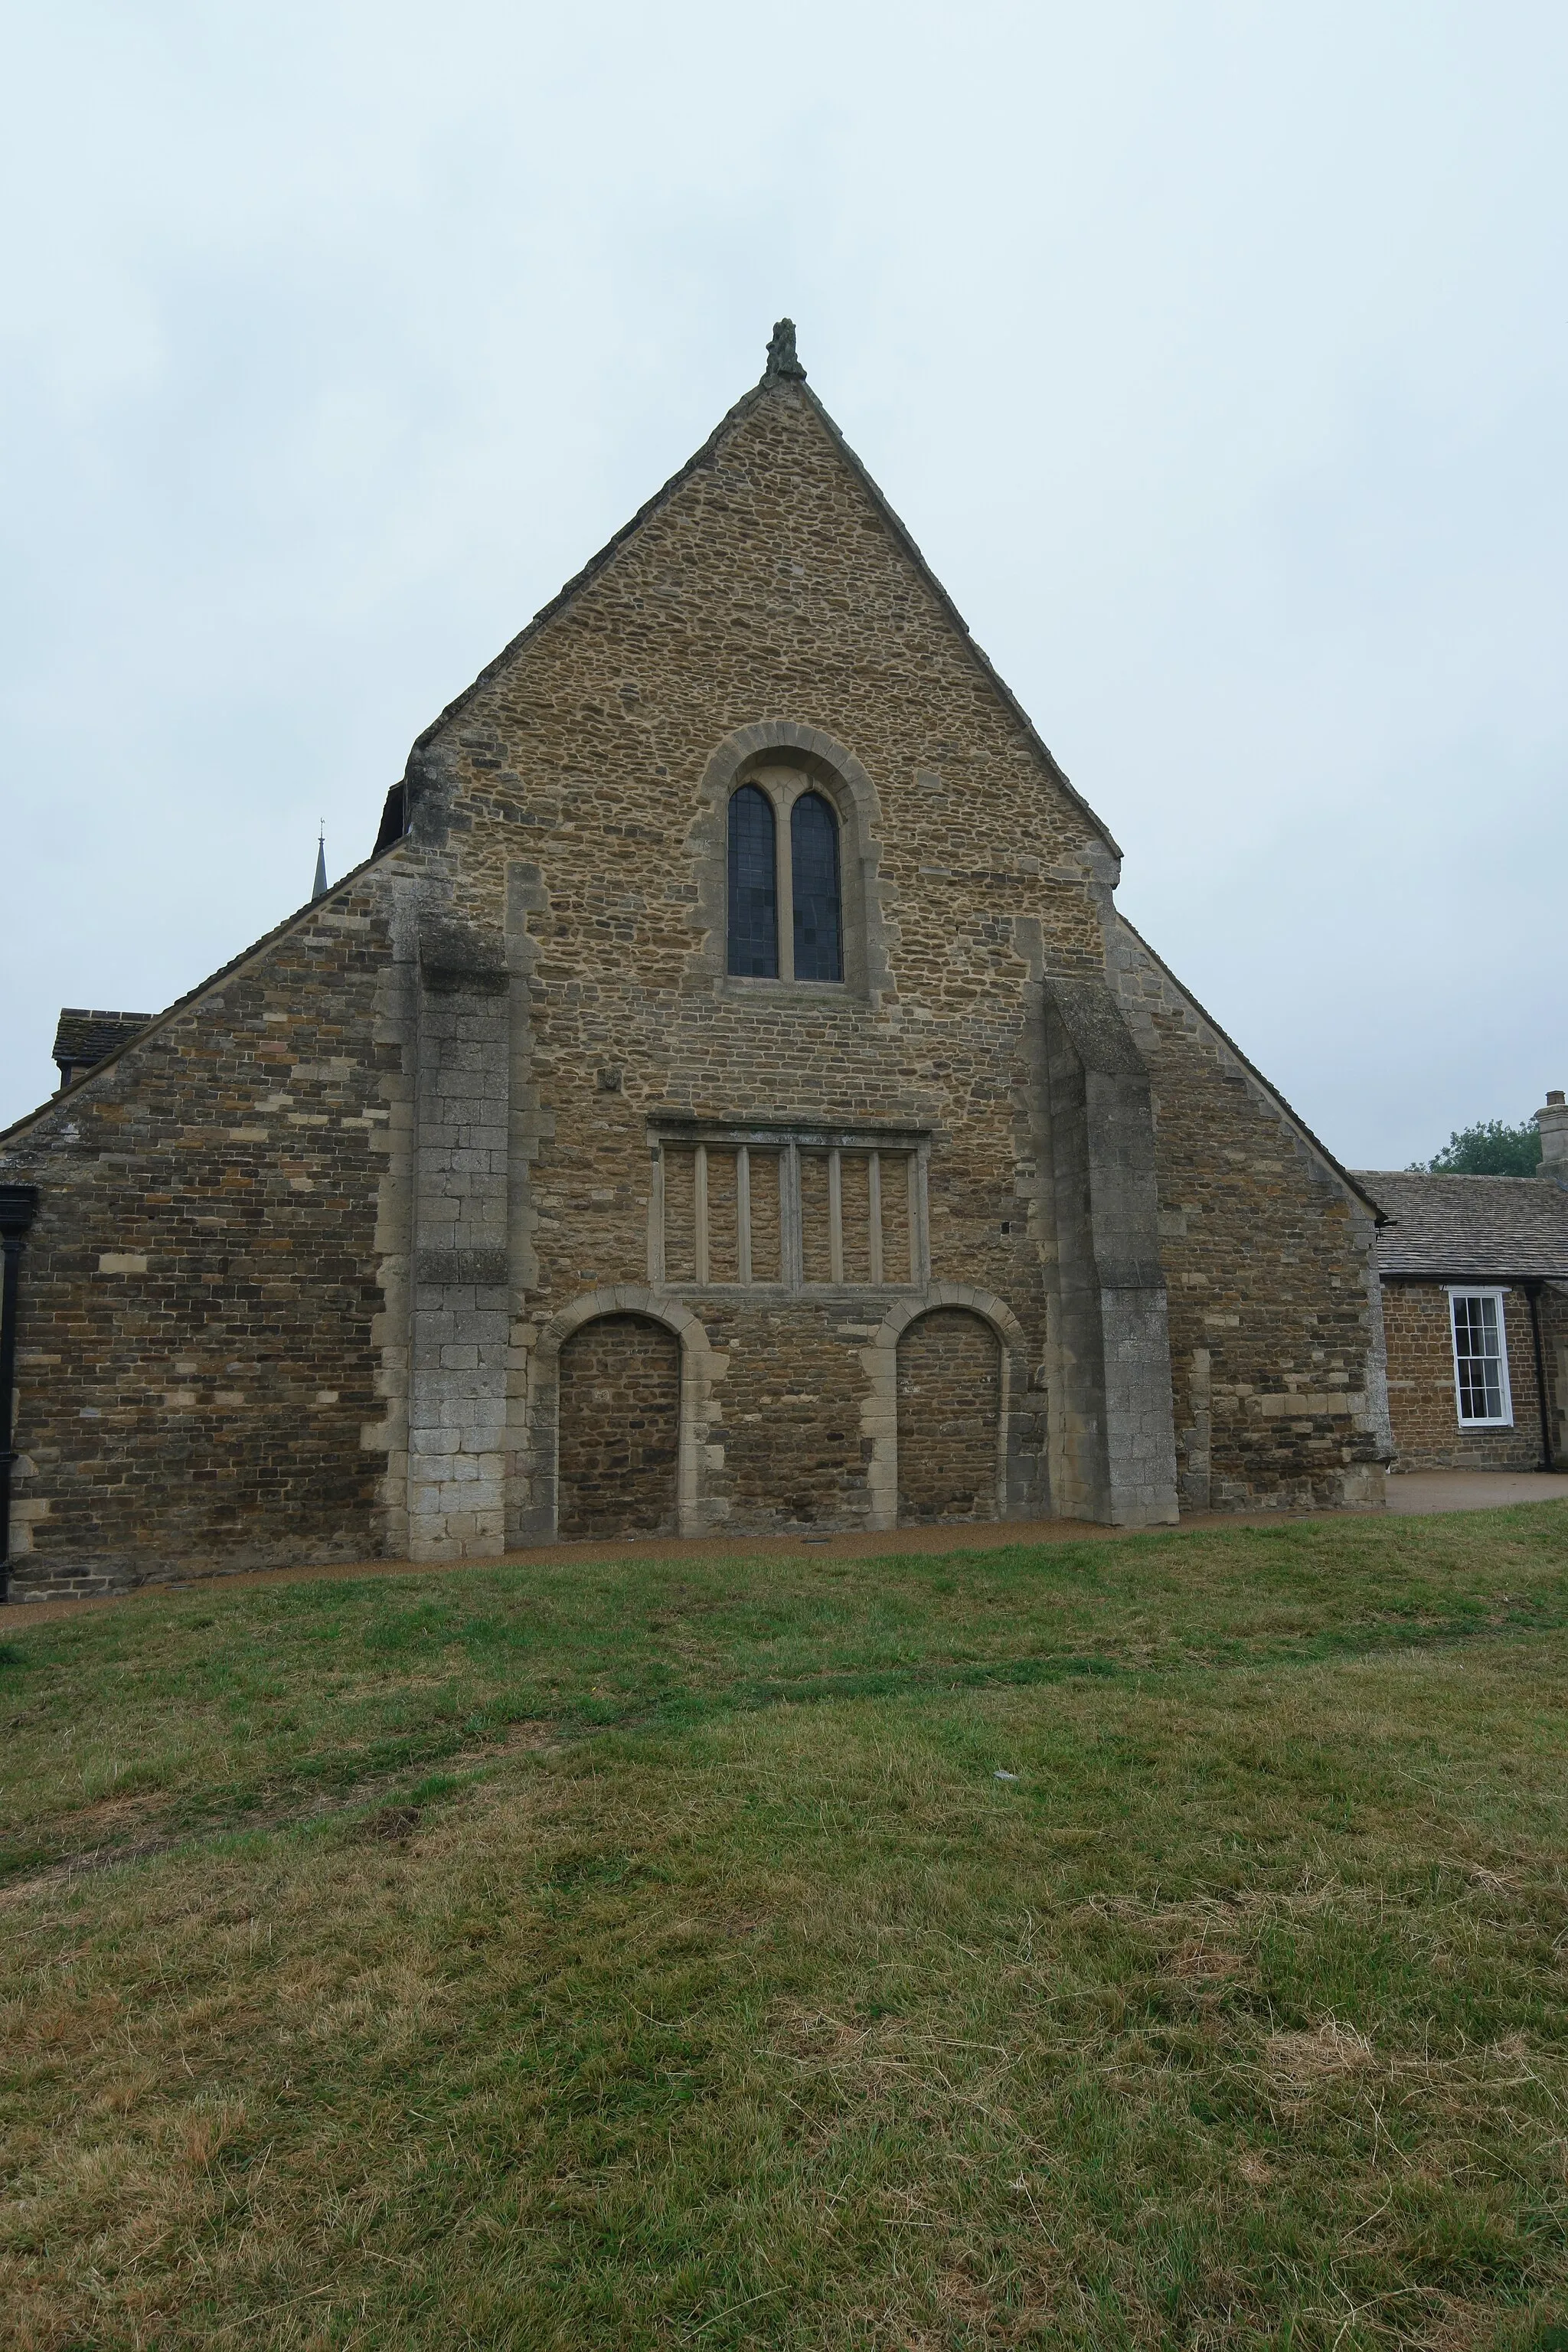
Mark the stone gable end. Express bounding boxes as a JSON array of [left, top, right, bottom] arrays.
[[0, 351, 1393, 1594]]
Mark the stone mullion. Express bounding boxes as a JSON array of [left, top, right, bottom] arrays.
[[828, 1148, 844, 1284], [773, 782, 795, 983], [911, 1150, 929, 1285], [737, 1146, 752, 1287], [868, 1152, 884, 1286], [648, 1145, 666, 1286], [694, 1145, 709, 1286], [784, 1141, 803, 1292]]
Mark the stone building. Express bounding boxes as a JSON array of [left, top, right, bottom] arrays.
[[1353, 1098, 1568, 1474], [0, 324, 1393, 1600]]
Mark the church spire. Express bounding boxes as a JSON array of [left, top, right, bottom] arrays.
[[312, 824, 328, 902]]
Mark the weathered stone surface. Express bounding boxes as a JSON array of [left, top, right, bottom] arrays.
[[1041, 973, 1179, 1528], [0, 354, 1393, 1591], [896, 1308, 1001, 1523], [0, 890, 399, 1593], [557, 1312, 680, 1537], [1109, 926, 1390, 1511]]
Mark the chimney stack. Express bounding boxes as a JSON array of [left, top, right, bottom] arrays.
[[1538, 1090, 1568, 1187]]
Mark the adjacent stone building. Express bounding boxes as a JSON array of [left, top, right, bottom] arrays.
[[0, 324, 1393, 1599], [1354, 1099, 1568, 1474], [50, 1011, 152, 1095]]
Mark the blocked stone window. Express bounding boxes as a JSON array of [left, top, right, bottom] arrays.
[[1449, 1288, 1514, 1426], [896, 1308, 1002, 1524], [557, 1313, 681, 1537], [652, 1123, 927, 1291]]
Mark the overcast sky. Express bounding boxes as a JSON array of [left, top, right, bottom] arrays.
[[3, 2, 1564, 1165]]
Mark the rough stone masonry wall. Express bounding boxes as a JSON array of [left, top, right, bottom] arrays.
[[0, 877, 400, 1595], [393, 377, 1386, 1527], [896, 1308, 1001, 1522], [0, 368, 1396, 1585], [557, 1312, 681, 1537], [1381, 1280, 1550, 1472], [1110, 926, 1387, 1511], [681, 1297, 871, 1531], [401, 378, 1119, 1538]]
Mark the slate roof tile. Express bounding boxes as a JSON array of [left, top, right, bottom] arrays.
[[1353, 1170, 1568, 1280], [51, 1009, 154, 1080]]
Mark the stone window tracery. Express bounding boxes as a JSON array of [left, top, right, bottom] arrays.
[[722, 764, 848, 987], [693, 724, 888, 1004]]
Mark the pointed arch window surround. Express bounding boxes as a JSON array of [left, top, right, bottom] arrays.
[[725, 767, 844, 985]]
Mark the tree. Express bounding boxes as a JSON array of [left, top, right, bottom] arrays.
[[1413, 1119, 1543, 1177]]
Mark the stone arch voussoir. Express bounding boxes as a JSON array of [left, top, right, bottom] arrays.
[[537, 1285, 707, 1361], [697, 720, 884, 834]]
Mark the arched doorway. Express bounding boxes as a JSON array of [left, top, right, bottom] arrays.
[[557, 1314, 681, 1539], [896, 1308, 1001, 1524]]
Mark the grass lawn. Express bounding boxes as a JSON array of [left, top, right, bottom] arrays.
[[4, 1506, 1568, 2350]]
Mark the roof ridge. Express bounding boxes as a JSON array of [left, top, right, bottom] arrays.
[[1354, 1168, 1555, 1184]]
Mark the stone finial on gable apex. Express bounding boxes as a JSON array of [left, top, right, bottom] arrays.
[[764, 318, 806, 383]]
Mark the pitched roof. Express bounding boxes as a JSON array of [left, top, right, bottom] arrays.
[[1352, 1170, 1568, 1280], [1118, 918, 1387, 1223], [2, 845, 396, 1147], [403, 336, 1122, 859], [51, 1009, 153, 1074], [5, 332, 1119, 1154]]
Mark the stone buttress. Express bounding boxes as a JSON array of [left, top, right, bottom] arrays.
[[407, 916, 513, 1560], [1042, 975, 1180, 1527]]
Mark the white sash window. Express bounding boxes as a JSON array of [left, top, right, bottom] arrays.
[[1447, 1288, 1514, 1426]]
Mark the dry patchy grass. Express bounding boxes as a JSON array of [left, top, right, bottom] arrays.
[[2, 1506, 1568, 2347]]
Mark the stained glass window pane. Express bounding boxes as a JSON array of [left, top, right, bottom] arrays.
[[790, 792, 842, 982], [727, 786, 778, 977]]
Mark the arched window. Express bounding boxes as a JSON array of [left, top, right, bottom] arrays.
[[790, 792, 842, 982], [711, 749, 872, 992], [727, 784, 778, 976]]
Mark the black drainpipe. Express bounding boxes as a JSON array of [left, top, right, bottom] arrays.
[[1525, 1279, 1555, 1473], [0, 1185, 40, 1604]]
